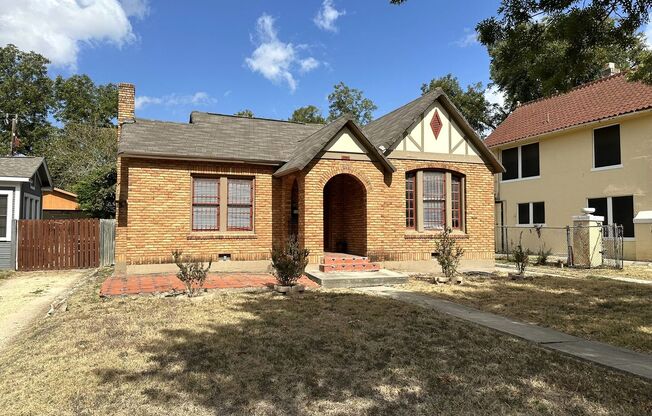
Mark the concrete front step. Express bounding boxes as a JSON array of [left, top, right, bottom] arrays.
[[319, 262, 381, 273], [305, 269, 408, 289]]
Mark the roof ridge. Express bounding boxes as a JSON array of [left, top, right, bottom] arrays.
[[368, 88, 442, 126], [516, 72, 626, 109], [191, 111, 325, 126]]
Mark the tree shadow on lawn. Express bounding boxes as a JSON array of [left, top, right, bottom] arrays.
[[408, 274, 652, 353], [96, 291, 651, 415]]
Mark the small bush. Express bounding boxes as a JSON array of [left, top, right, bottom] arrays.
[[172, 250, 212, 297], [434, 227, 465, 283], [271, 235, 310, 287], [512, 233, 530, 275], [536, 246, 552, 265]]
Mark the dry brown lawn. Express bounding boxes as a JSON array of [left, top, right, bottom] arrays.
[[0, 269, 649, 415], [498, 261, 652, 281], [404, 273, 652, 354]]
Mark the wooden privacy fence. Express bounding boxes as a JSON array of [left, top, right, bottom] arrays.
[[100, 219, 116, 267], [17, 218, 103, 271]]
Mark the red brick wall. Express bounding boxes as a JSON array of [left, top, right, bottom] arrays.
[[116, 156, 495, 266]]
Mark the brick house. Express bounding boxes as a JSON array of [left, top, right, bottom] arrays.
[[115, 83, 503, 274]]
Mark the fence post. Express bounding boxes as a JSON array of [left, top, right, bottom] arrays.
[[571, 208, 604, 268]]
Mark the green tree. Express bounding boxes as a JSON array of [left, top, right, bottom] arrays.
[[421, 74, 505, 133], [477, 1, 650, 107], [234, 109, 254, 118], [75, 164, 116, 219], [327, 82, 377, 125], [46, 124, 117, 191], [0, 44, 53, 155], [53, 74, 118, 127], [289, 105, 325, 124]]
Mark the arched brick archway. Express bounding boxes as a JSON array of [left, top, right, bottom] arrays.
[[323, 173, 367, 255]]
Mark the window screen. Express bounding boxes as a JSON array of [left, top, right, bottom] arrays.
[[405, 173, 415, 228], [451, 176, 462, 229], [192, 178, 219, 231], [518, 203, 530, 225], [521, 143, 540, 177], [0, 195, 7, 238], [532, 202, 545, 224], [228, 178, 253, 231], [502, 147, 518, 180], [423, 172, 445, 229], [612, 196, 634, 238], [594, 125, 621, 168]]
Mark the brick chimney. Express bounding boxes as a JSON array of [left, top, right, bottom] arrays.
[[118, 83, 135, 140]]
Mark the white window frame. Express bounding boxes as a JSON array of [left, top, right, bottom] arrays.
[[500, 144, 541, 183], [592, 123, 623, 171], [0, 190, 14, 242], [587, 196, 635, 241], [517, 201, 546, 227]]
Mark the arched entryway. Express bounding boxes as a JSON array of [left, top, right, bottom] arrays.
[[323, 173, 367, 255]]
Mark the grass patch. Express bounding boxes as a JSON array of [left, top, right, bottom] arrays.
[[404, 273, 652, 353], [0, 275, 649, 415]]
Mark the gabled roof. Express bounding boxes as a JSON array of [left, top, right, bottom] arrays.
[[273, 115, 396, 177], [0, 157, 53, 188], [119, 113, 322, 164], [365, 89, 504, 173], [485, 73, 652, 148]]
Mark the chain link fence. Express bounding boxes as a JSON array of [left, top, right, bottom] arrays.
[[496, 224, 623, 269]]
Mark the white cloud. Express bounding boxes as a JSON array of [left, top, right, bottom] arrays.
[[119, 0, 149, 19], [0, 0, 146, 69], [453, 28, 478, 47], [245, 14, 319, 92], [314, 0, 345, 32], [135, 91, 216, 110], [299, 57, 320, 73], [484, 85, 505, 108]]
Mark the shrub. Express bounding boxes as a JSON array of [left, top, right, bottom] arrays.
[[536, 245, 552, 265], [434, 227, 465, 283], [512, 232, 530, 275], [172, 250, 212, 297], [271, 235, 310, 287]]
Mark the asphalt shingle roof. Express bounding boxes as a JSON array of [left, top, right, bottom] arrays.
[[0, 157, 46, 179], [119, 112, 322, 163], [485, 73, 652, 148], [274, 115, 395, 177]]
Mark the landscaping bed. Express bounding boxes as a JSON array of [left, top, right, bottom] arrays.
[[0, 272, 649, 415], [404, 272, 652, 354]]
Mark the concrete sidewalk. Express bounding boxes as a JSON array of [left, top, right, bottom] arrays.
[[360, 286, 652, 380]]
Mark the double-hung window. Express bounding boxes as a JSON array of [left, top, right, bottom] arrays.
[[501, 143, 540, 181], [423, 172, 446, 230], [406, 170, 465, 232], [192, 176, 254, 232], [227, 179, 253, 231], [192, 178, 220, 231]]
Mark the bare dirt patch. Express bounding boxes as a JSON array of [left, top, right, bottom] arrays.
[[0, 274, 649, 415], [0, 269, 90, 350]]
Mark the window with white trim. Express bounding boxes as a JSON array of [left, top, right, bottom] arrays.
[[501, 143, 540, 181], [588, 195, 634, 238], [423, 172, 446, 230], [517, 202, 545, 225], [593, 125, 621, 168]]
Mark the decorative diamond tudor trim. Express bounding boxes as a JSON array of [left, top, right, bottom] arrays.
[[430, 110, 443, 139]]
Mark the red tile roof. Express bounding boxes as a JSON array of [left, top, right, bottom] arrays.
[[485, 73, 652, 148]]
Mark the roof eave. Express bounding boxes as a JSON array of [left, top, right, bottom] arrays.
[[118, 150, 286, 166]]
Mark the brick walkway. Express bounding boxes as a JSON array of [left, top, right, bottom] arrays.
[[100, 273, 318, 297]]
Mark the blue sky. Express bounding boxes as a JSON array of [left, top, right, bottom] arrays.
[[2, 0, 504, 122]]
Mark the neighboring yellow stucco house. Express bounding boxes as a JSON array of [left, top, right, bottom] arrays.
[[486, 72, 652, 262]]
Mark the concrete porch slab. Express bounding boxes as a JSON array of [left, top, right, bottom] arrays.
[[305, 269, 408, 289]]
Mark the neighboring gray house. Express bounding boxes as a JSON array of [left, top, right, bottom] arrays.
[[0, 157, 53, 269]]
